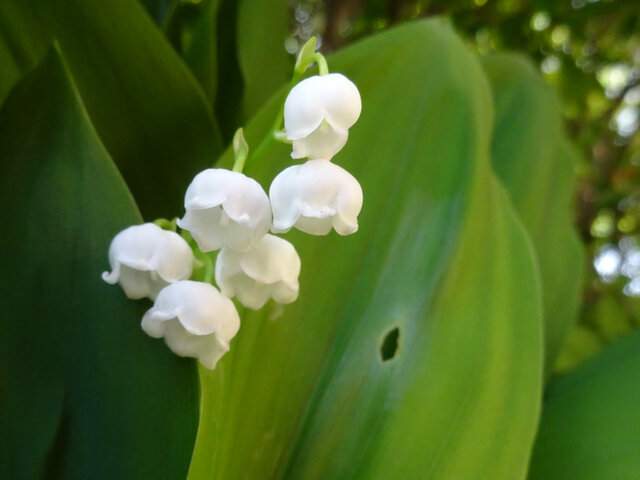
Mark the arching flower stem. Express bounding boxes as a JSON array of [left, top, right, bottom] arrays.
[[293, 36, 327, 78], [153, 217, 178, 232], [202, 252, 215, 284], [180, 229, 215, 284], [312, 52, 329, 76]]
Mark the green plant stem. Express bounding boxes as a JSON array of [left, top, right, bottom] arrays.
[[240, 51, 327, 170], [313, 52, 329, 75], [232, 154, 246, 173], [202, 253, 214, 284], [153, 217, 177, 231], [231, 128, 249, 172]]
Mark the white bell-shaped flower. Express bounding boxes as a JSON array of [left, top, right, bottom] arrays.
[[141, 280, 240, 369], [269, 159, 363, 236], [102, 223, 194, 300], [284, 73, 361, 160], [215, 234, 301, 310], [177, 169, 272, 253]]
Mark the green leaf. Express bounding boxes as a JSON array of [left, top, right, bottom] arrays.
[[211, 0, 244, 141], [528, 330, 640, 480], [180, 0, 292, 139], [0, 29, 24, 105], [138, 0, 175, 26], [0, 0, 221, 219], [483, 53, 585, 375], [188, 20, 543, 480], [237, 0, 292, 118], [0, 46, 198, 479], [183, 0, 221, 106], [0, 3, 48, 104], [295, 37, 317, 73]]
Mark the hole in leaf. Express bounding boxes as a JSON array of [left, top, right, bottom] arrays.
[[380, 326, 400, 362]]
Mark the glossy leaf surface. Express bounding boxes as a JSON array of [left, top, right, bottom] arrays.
[[237, 0, 292, 118], [138, 0, 174, 26], [212, 0, 244, 141], [188, 20, 543, 480], [0, 0, 221, 218], [0, 47, 199, 480], [483, 53, 585, 374], [529, 330, 640, 480], [183, 0, 221, 106]]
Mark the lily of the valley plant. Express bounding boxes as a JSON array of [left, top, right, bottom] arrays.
[[102, 38, 363, 369]]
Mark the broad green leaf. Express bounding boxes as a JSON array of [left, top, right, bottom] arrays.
[[212, 0, 245, 141], [0, 4, 48, 104], [138, 0, 175, 26], [555, 289, 637, 372], [237, 0, 292, 118], [183, 0, 221, 106], [528, 330, 640, 480], [0, 0, 221, 219], [188, 20, 543, 480], [0, 46, 198, 479], [0, 31, 23, 105], [483, 54, 585, 375], [543, 139, 585, 372], [180, 0, 292, 138]]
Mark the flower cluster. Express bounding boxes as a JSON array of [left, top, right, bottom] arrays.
[[271, 73, 362, 236], [102, 42, 362, 369]]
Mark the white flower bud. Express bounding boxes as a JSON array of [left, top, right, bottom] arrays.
[[177, 169, 272, 253], [215, 234, 301, 310], [102, 223, 194, 300], [284, 73, 361, 160], [269, 159, 363, 236], [141, 280, 240, 369]]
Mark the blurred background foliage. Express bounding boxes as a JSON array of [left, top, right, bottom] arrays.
[[151, 0, 640, 374]]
